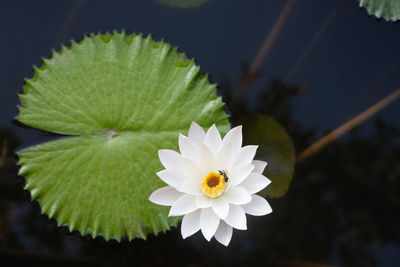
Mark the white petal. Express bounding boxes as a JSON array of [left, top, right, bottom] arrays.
[[158, 160, 202, 196], [188, 122, 206, 145], [235, 145, 258, 166], [149, 186, 183, 206], [196, 195, 212, 208], [224, 204, 247, 230], [180, 158, 202, 182], [169, 194, 198, 216], [252, 160, 268, 174], [216, 142, 234, 171], [181, 209, 201, 238], [158, 149, 181, 170], [179, 180, 203, 196], [204, 124, 222, 156], [239, 173, 271, 194], [214, 221, 233, 246], [229, 164, 255, 187], [211, 197, 230, 219], [199, 144, 216, 173], [242, 194, 272, 216], [224, 186, 251, 205], [222, 125, 242, 154], [200, 208, 220, 241], [179, 134, 200, 162], [156, 169, 183, 188]]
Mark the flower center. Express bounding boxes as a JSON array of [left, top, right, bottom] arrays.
[[201, 171, 226, 198]]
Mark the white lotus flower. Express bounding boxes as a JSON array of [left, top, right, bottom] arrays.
[[149, 122, 272, 246]]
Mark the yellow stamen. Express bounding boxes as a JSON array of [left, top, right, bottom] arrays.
[[201, 171, 226, 198]]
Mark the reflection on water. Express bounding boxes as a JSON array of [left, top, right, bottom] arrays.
[[157, 0, 209, 9], [0, 78, 399, 266]]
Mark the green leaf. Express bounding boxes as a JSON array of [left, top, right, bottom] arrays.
[[157, 0, 209, 8], [242, 113, 295, 198], [359, 0, 400, 22], [17, 32, 230, 241]]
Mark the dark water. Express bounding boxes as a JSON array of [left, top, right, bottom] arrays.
[[1, 0, 399, 266]]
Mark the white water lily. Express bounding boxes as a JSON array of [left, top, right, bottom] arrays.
[[149, 122, 272, 246]]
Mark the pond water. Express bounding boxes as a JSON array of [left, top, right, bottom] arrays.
[[0, 0, 399, 266]]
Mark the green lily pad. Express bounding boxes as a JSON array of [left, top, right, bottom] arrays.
[[17, 32, 230, 241], [157, 0, 209, 8], [359, 0, 400, 21], [242, 113, 295, 198]]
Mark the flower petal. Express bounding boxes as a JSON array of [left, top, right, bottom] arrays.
[[196, 195, 212, 208], [242, 194, 272, 216], [216, 141, 234, 172], [156, 169, 183, 188], [224, 204, 247, 230], [169, 194, 198, 216], [200, 208, 220, 241], [181, 209, 201, 238], [222, 125, 242, 154], [158, 149, 182, 170], [179, 134, 200, 162], [211, 197, 230, 219], [214, 221, 233, 246], [224, 186, 251, 205], [252, 160, 268, 174], [179, 180, 203, 196], [149, 186, 183, 206], [199, 144, 216, 173], [180, 158, 202, 182], [239, 173, 271, 194], [158, 165, 201, 196], [235, 145, 258, 166], [229, 164, 255, 187], [188, 122, 206, 145], [204, 124, 222, 156]]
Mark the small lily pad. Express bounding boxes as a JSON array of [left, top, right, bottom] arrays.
[[242, 113, 295, 198], [359, 0, 400, 22]]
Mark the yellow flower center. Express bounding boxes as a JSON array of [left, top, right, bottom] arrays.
[[201, 171, 226, 198]]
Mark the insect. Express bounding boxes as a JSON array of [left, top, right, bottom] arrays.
[[218, 170, 229, 183]]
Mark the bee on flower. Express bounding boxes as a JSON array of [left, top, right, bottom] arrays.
[[149, 122, 272, 246]]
